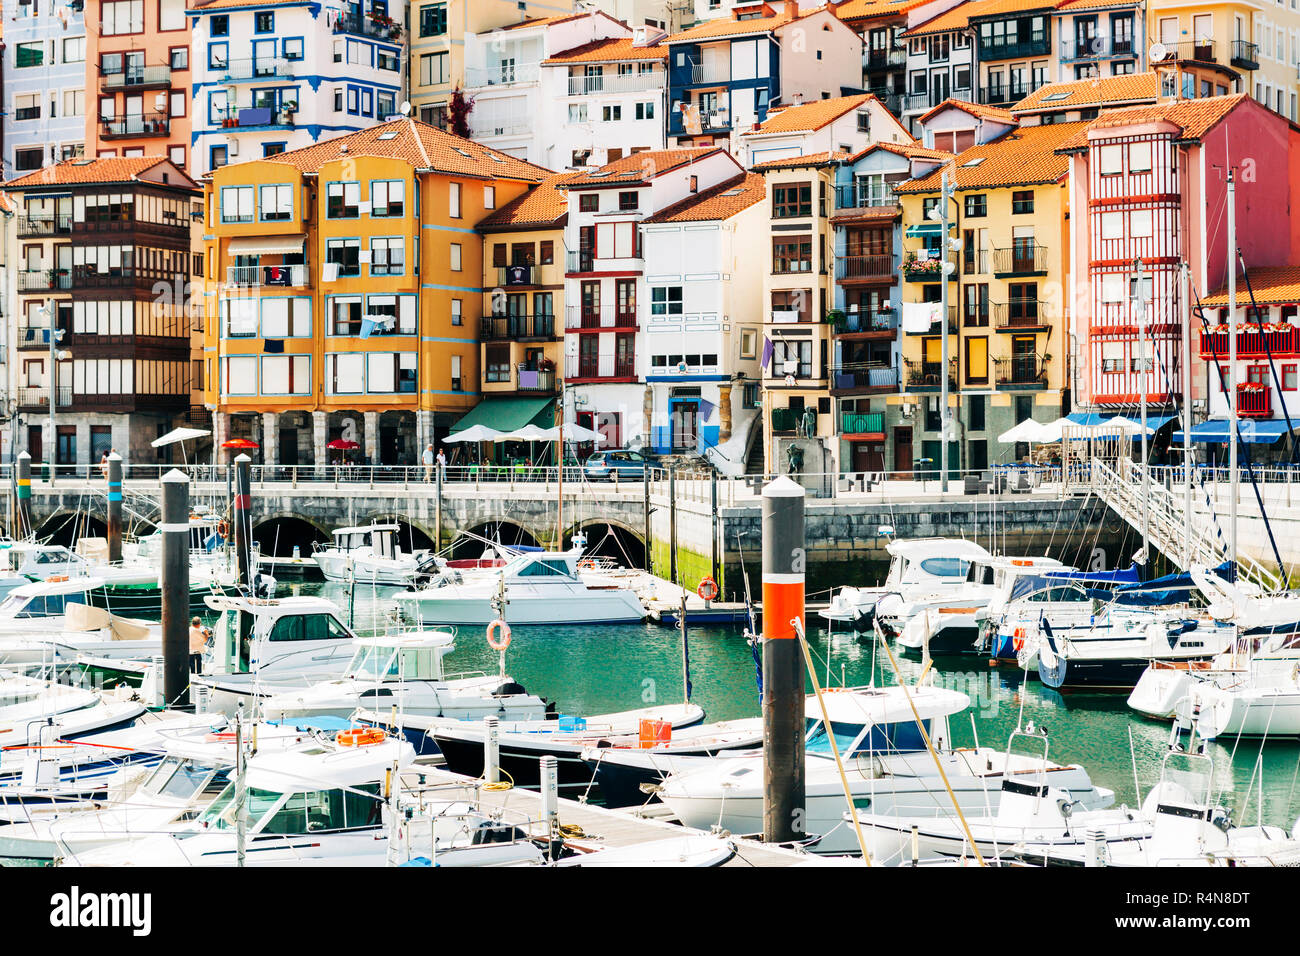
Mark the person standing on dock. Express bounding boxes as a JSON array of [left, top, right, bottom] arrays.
[[189, 617, 208, 673], [422, 444, 435, 481]]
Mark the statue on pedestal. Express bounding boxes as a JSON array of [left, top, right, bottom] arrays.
[[786, 442, 804, 475]]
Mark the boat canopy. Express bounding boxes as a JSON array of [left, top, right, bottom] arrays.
[[1044, 562, 1143, 585], [1103, 561, 1236, 607]]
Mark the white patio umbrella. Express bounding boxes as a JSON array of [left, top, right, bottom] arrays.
[[444, 425, 502, 442], [495, 424, 551, 442], [997, 418, 1050, 444], [1107, 416, 1154, 435], [151, 426, 210, 448], [562, 423, 608, 444]]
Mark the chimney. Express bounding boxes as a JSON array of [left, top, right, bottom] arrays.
[[791, 92, 804, 107], [632, 25, 647, 47], [785, 0, 799, 20]]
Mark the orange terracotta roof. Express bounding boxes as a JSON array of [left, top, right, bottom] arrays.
[[189, 0, 313, 10], [905, 0, 1054, 37], [1056, 94, 1249, 152], [747, 94, 885, 135], [836, 0, 925, 23], [643, 172, 767, 223], [1201, 266, 1300, 307], [4, 156, 192, 189], [1012, 72, 1160, 113], [1053, 0, 1141, 10], [561, 147, 724, 188], [542, 37, 667, 64], [847, 141, 954, 162], [496, 12, 589, 31], [896, 120, 1086, 192], [666, 4, 838, 43], [261, 119, 551, 182], [752, 150, 851, 170], [478, 171, 583, 230], [918, 98, 1017, 125]]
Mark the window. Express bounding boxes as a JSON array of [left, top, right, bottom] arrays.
[[254, 10, 274, 32], [222, 298, 258, 337], [101, 0, 144, 35], [371, 181, 404, 218], [169, 145, 186, 167], [170, 91, 186, 118], [451, 299, 462, 326], [15, 42, 44, 68], [772, 237, 813, 274], [1128, 141, 1152, 172], [223, 356, 258, 395], [450, 243, 462, 272], [420, 3, 448, 37], [208, 42, 228, 70], [263, 143, 285, 158], [220, 186, 254, 223], [259, 185, 293, 221], [603, 104, 622, 121], [636, 101, 655, 120], [540, 241, 553, 265], [964, 194, 987, 217], [327, 353, 365, 393], [484, 186, 495, 210], [1011, 190, 1034, 214], [326, 239, 361, 277], [1130, 210, 1153, 238], [773, 183, 812, 218], [326, 182, 360, 218], [63, 37, 85, 63], [1100, 211, 1123, 240], [260, 355, 310, 395], [284, 38, 303, 61], [159, 0, 184, 30], [211, 14, 229, 36], [419, 52, 449, 86], [367, 352, 417, 393], [651, 287, 683, 316], [1284, 364, 1298, 391], [449, 182, 461, 218], [370, 238, 404, 275], [1098, 143, 1123, 174], [579, 194, 598, 212], [618, 191, 638, 210], [334, 89, 344, 112], [569, 103, 589, 123], [262, 297, 311, 337]]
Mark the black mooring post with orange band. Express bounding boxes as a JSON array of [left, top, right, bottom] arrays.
[[762, 475, 806, 844]]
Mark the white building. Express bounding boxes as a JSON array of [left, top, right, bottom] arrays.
[[898, 0, 976, 134], [559, 146, 745, 452], [737, 91, 914, 168], [190, 0, 408, 176], [2, 0, 87, 176]]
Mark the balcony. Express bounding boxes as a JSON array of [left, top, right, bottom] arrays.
[[17, 321, 59, 347], [333, 13, 403, 41], [75, 215, 190, 238], [864, 47, 908, 70], [565, 353, 636, 381], [904, 308, 959, 336], [214, 107, 295, 131], [100, 65, 172, 92], [903, 357, 957, 391], [992, 245, 1049, 277], [473, 118, 533, 138], [497, 264, 544, 287], [1231, 40, 1260, 70], [904, 89, 973, 113], [219, 58, 299, 83], [227, 264, 309, 288], [17, 387, 71, 409], [516, 365, 557, 393], [69, 267, 168, 292], [835, 310, 897, 336], [840, 411, 885, 434], [481, 314, 557, 341], [567, 72, 661, 96], [565, 306, 637, 331], [101, 116, 170, 139], [994, 300, 1050, 330], [995, 354, 1049, 388], [832, 366, 899, 395], [465, 62, 541, 88], [903, 255, 951, 282], [17, 215, 72, 238], [1150, 39, 1216, 64], [836, 254, 895, 282], [1200, 325, 1300, 358], [565, 250, 594, 275], [868, 89, 903, 115], [17, 270, 72, 293], [685, 60, 730, 85], [977, 33, 1051, 62], [834, 183, 899, 212], [1059, 36, 1135, 61], [1237, 382, 1271, 417]]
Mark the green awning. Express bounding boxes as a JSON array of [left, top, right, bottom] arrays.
[[905, 223, 945, 238], [449, 395, 554, 434]]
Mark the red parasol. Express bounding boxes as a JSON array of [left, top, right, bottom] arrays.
[[327, 439, 360, 450], [221, 438, 260, 449]]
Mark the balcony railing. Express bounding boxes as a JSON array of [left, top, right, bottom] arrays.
[[686, 60, 730, 85], [213, 107, 295, 130], [481, 314, 557, 340], [903, 256, 951, 281], [100, 65, 172, 91], [867, 89, 903, 115], [979, 82, 1045, 106], [904, 89, 973, 112], [465, 62, 541, 87], [1231, 40, 1260, 70], [1059, 36, 1135, 60], [18, 321, 58, 346], [14, 107, 41, 121], [565, 306, 637, 331], [17, 270, 72, 292], [515, 365, 556, 393], [497, 264, 543, 286], [567, 72, 661, 96], [977, 34, 1051, 61], [69, 268, 170, 291], [219, 58, 299, 82], [1237, 383, 1271, 417], [840, 411, 885, 433], [333, 14, 403, 41], [1150, 39, 1216, 64], [864, 47, 908, 70], [17, 387, 71, 409], [17, 215, 72, 237], [992, 244, 1049, 276], [1200, 326, 1300, 358], [566, 250, 594, 274], [903, 358, 957, 391], [837, 310, 897, 334], [227, 264, 309, 287], [832, 366, 899, 393], [995, 354, 1049, 387], [836, 254, 894, 281], [565, 353, 636, 380], [994, 301, 1050, 329], [833, 183, 899, 211], [101, 116, 170, 138]]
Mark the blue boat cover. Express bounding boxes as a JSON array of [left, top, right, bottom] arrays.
[[1101, 561, 1236, 606], [1044, 562, 1143, 585]]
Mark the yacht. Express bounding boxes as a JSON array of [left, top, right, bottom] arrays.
[[658, 686, 1112, 855], [392, 549, 646, 626], [0, 542, 91, 598], [0, 675, 145, 748], [312, 524, 431, 586], [0, 602, 159, 669]]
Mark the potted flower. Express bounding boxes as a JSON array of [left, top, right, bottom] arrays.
[[825, 308, 847, 331]]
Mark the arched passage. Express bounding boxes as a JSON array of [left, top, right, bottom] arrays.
[[251, 515, 330, 557], [36, 511, 107, 548], [570, 520, 646, 569], [449, 520, 542, 559]]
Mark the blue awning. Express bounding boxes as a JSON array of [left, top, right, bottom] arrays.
[[905, 223, 944, 238], [1172, 420, 1294, 444], [1067, 412, 1177, 430]]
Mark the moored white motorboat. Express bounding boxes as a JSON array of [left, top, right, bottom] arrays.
[[312, 524, 429, 585]]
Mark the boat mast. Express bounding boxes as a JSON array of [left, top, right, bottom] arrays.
[[1134, 257, 1150, 565], [1181, 262, 1193, 567], [1227, 170, 1238, 565]]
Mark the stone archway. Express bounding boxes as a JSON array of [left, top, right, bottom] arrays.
[[567, 518, 646, 568]]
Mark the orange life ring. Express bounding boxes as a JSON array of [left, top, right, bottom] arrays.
[[697, 577, 719, 602], [1012, 627, 1026, 652], [337, 728, 386, 747], [487, 618, 512, 652], [45, 575, 68, 583], [217, 519, 229, 538]]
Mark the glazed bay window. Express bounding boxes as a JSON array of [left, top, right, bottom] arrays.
[[221, 186, 254, 223], [326, 239, 360, 277], [370, 237, 404, 275], [260, 355, 310, 395], [773, 182, 812, 218], [326, 181, 360, 218], [259, 185, 293, 221], [329, 296, 363, 335], [371, 180, 403, 217], [367, 352, 417, 393], [772, 237, 812, 274]]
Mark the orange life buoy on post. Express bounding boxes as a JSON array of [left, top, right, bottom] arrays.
[[1012, 627, 1026, 652], [487, 618, 512, 652], [337, 728, 386, 747], [217, 519, 229, 539], [697, 577, 719, 602]]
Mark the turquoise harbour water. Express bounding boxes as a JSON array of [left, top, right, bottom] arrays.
[[293, 580, 1300, 831]]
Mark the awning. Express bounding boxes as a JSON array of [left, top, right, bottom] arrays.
[[1172, 420, 1294, 443], [1066, 412, 1177, 430], [227, 235, 306, 256], [905, 223, 944, 238], [449, 396, 554, 435]]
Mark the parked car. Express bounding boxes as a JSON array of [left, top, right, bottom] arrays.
[[585, 450, 653, 480]]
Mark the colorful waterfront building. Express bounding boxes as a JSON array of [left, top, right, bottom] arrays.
[[4, 156, 200, 465], [737, 91, 914, 167], [199, 119, 549, 465], [83, 0, 192, 170], [837, 0, 918, 115], [1053, 0, 1146, 82], [2, 0, 87, 176]]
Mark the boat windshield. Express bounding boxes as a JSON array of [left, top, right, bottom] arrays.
[[144, 757, 216, 800], [965, 562, 995, 585], [346, 645, 400, 681], [919, 557, 971, 579], [0, 591, 73, 618], [805, 717, 932, 756], [261, 783, 383, 833], [29, 548, 72, 565], [501, 554, 575, 579]]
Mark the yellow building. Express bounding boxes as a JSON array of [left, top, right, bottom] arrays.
[[895, 119, 1080, 473], [200, 118, 549, 466], [754, 152, 842, 480]]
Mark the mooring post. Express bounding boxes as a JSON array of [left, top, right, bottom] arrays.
[[484, 715, 499, 784], [762, 475, 806, 844], [234, 453, 252, 588], [106, 452, 123, 564], [435, 459, 444, 552], [642, 465, 651, 574], [14, 452, 31, 539], [161, 469, 191, 708], [668, 466, 678, 585], [710, 471, 720, 596]]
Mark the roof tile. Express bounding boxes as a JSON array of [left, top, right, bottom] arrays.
[[4, 156, 190, 189], [896, 120, 1087, 192], [1201, 266, 1300, 307], [478, 171, 584, 230], [642, 172, 767, 223], [1055, 94, 1249, 152], [561, 147, 723, 188], [1012, 72, 1160, 113], [542, 37, 667, 64], [747, 93, 894, 135]]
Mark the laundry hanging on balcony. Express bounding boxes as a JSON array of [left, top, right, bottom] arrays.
[[901, 301, 941, 334]]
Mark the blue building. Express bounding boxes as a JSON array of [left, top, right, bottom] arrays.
[[2, 0, 88, 176]]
